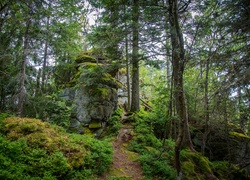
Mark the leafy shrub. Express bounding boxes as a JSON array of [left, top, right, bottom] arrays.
[[23, 94, 71, 129], [0, 117, 113, 179], [42, 95, 71, 128], [105, 108, 123, 136], [108, 115, 122, 135], [0, 136, 69, 180], [129, 110, 162, 153], [128, 111, 176, 179], [0, 113, 8, 121], [139, 149, 176, 180], [69, 133, 113, 174]]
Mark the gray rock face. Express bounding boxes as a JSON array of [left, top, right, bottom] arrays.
[[67, 85, 118, 133], [60, 62, 119, 134]]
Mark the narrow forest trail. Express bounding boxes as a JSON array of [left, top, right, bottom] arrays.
[[98, 117, 144, 180]]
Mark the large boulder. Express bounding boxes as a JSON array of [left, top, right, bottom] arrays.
[[192, 123, 250, 174], [60, 53, 121, 135]]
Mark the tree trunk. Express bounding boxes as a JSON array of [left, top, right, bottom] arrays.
[[42, 16, 50, 92], [126, 35, 131, 111], [202, 58, 210, 155], [17, 18, 30, 117], [124, 4, 131, 111], [36, 68, 41, 97], [238, 86, 245, 131], [169, 0, 194, 177], [0, 87, 5, 112], [130, 0, 140, 112]]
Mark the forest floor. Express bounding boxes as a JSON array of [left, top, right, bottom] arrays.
[[98, 121, 144, 180]]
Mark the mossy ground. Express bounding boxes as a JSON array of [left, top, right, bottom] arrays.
[[0, 117, 113, 180]]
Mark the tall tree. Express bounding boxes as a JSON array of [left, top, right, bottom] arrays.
[[1, 0, 85, 116], [168, 0, 194, 178], [17, 16, 31, 117], [130, 0, 140, 112]]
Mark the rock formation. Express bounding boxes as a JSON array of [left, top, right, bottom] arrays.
[[60, 52, 121, 135]]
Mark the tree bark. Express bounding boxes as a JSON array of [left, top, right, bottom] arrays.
[[238, 86, 245, 131], [130, 0, 140, 112], [169, 0, 194, 177], [42, 16, 50, 92], [17, 18, 30, 117], [124, 4, 131, 111], [202, 58, 210, 155]]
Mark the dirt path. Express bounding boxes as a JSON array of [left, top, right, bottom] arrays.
[[98, 124, 144, 180]]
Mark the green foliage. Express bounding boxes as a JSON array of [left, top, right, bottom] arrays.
[[211, 161, 249, 179], [42, 95, 72, 128], [0, 113, 8, 122], [138, 140, 177, 180], [229, 131, 250, 139], [54, 62, 77, 88], [79, 63, 120, 89], [79, 135, 113, 174], [129, 110, 162, 151], [128, 111, 176, 179], [0, 136, 69, 180], [24, 94, 71, 129], [106, 108, 123, 136], [0, 117, 113, 179], [211, 161, 230, 179], [182, 161, 196, 178]]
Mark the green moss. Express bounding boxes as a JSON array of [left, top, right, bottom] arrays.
[[89, 122, 102, 129], [119, 68, 126, 75], [181, 150, 213, 176], [112, 108, 123, 117], [101, 72, 121, 89], [182, 161, 196, 178], [211, 161, 229, 178], [79, 62, 101, 70], [229, 131, 250, 139], [125, 149, 139, 161], [83, 127, 95, 136], [75, 53, 96, 64], [1, 117, 113, 176], [96, 87, 109, 97]]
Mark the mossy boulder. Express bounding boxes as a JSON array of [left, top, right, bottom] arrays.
[[181, 150, 214, 179], [75, 53, 96, 64], [182, 161, 196, 179], [60, 53, 121, 135], [89, 122, 102, 129], [192, 123, 250, 175]]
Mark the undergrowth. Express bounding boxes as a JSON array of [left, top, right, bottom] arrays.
[[128, 110, 177, 180], [127, 110, 249, 180], [105, 108, 123, 137], [0, 117, 113, 180]]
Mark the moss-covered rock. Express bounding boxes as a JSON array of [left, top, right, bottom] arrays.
[[89, 122, 102, 129], [229, 131, 250, 139], [182, 161, 197, 179], [60, 53, 122, 136], [75, 53, 96, 64], [181, 150, 214, 179], [192, 122, 250, 175]]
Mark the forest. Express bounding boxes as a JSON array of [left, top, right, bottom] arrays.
[[0, 0, 249, 179]]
